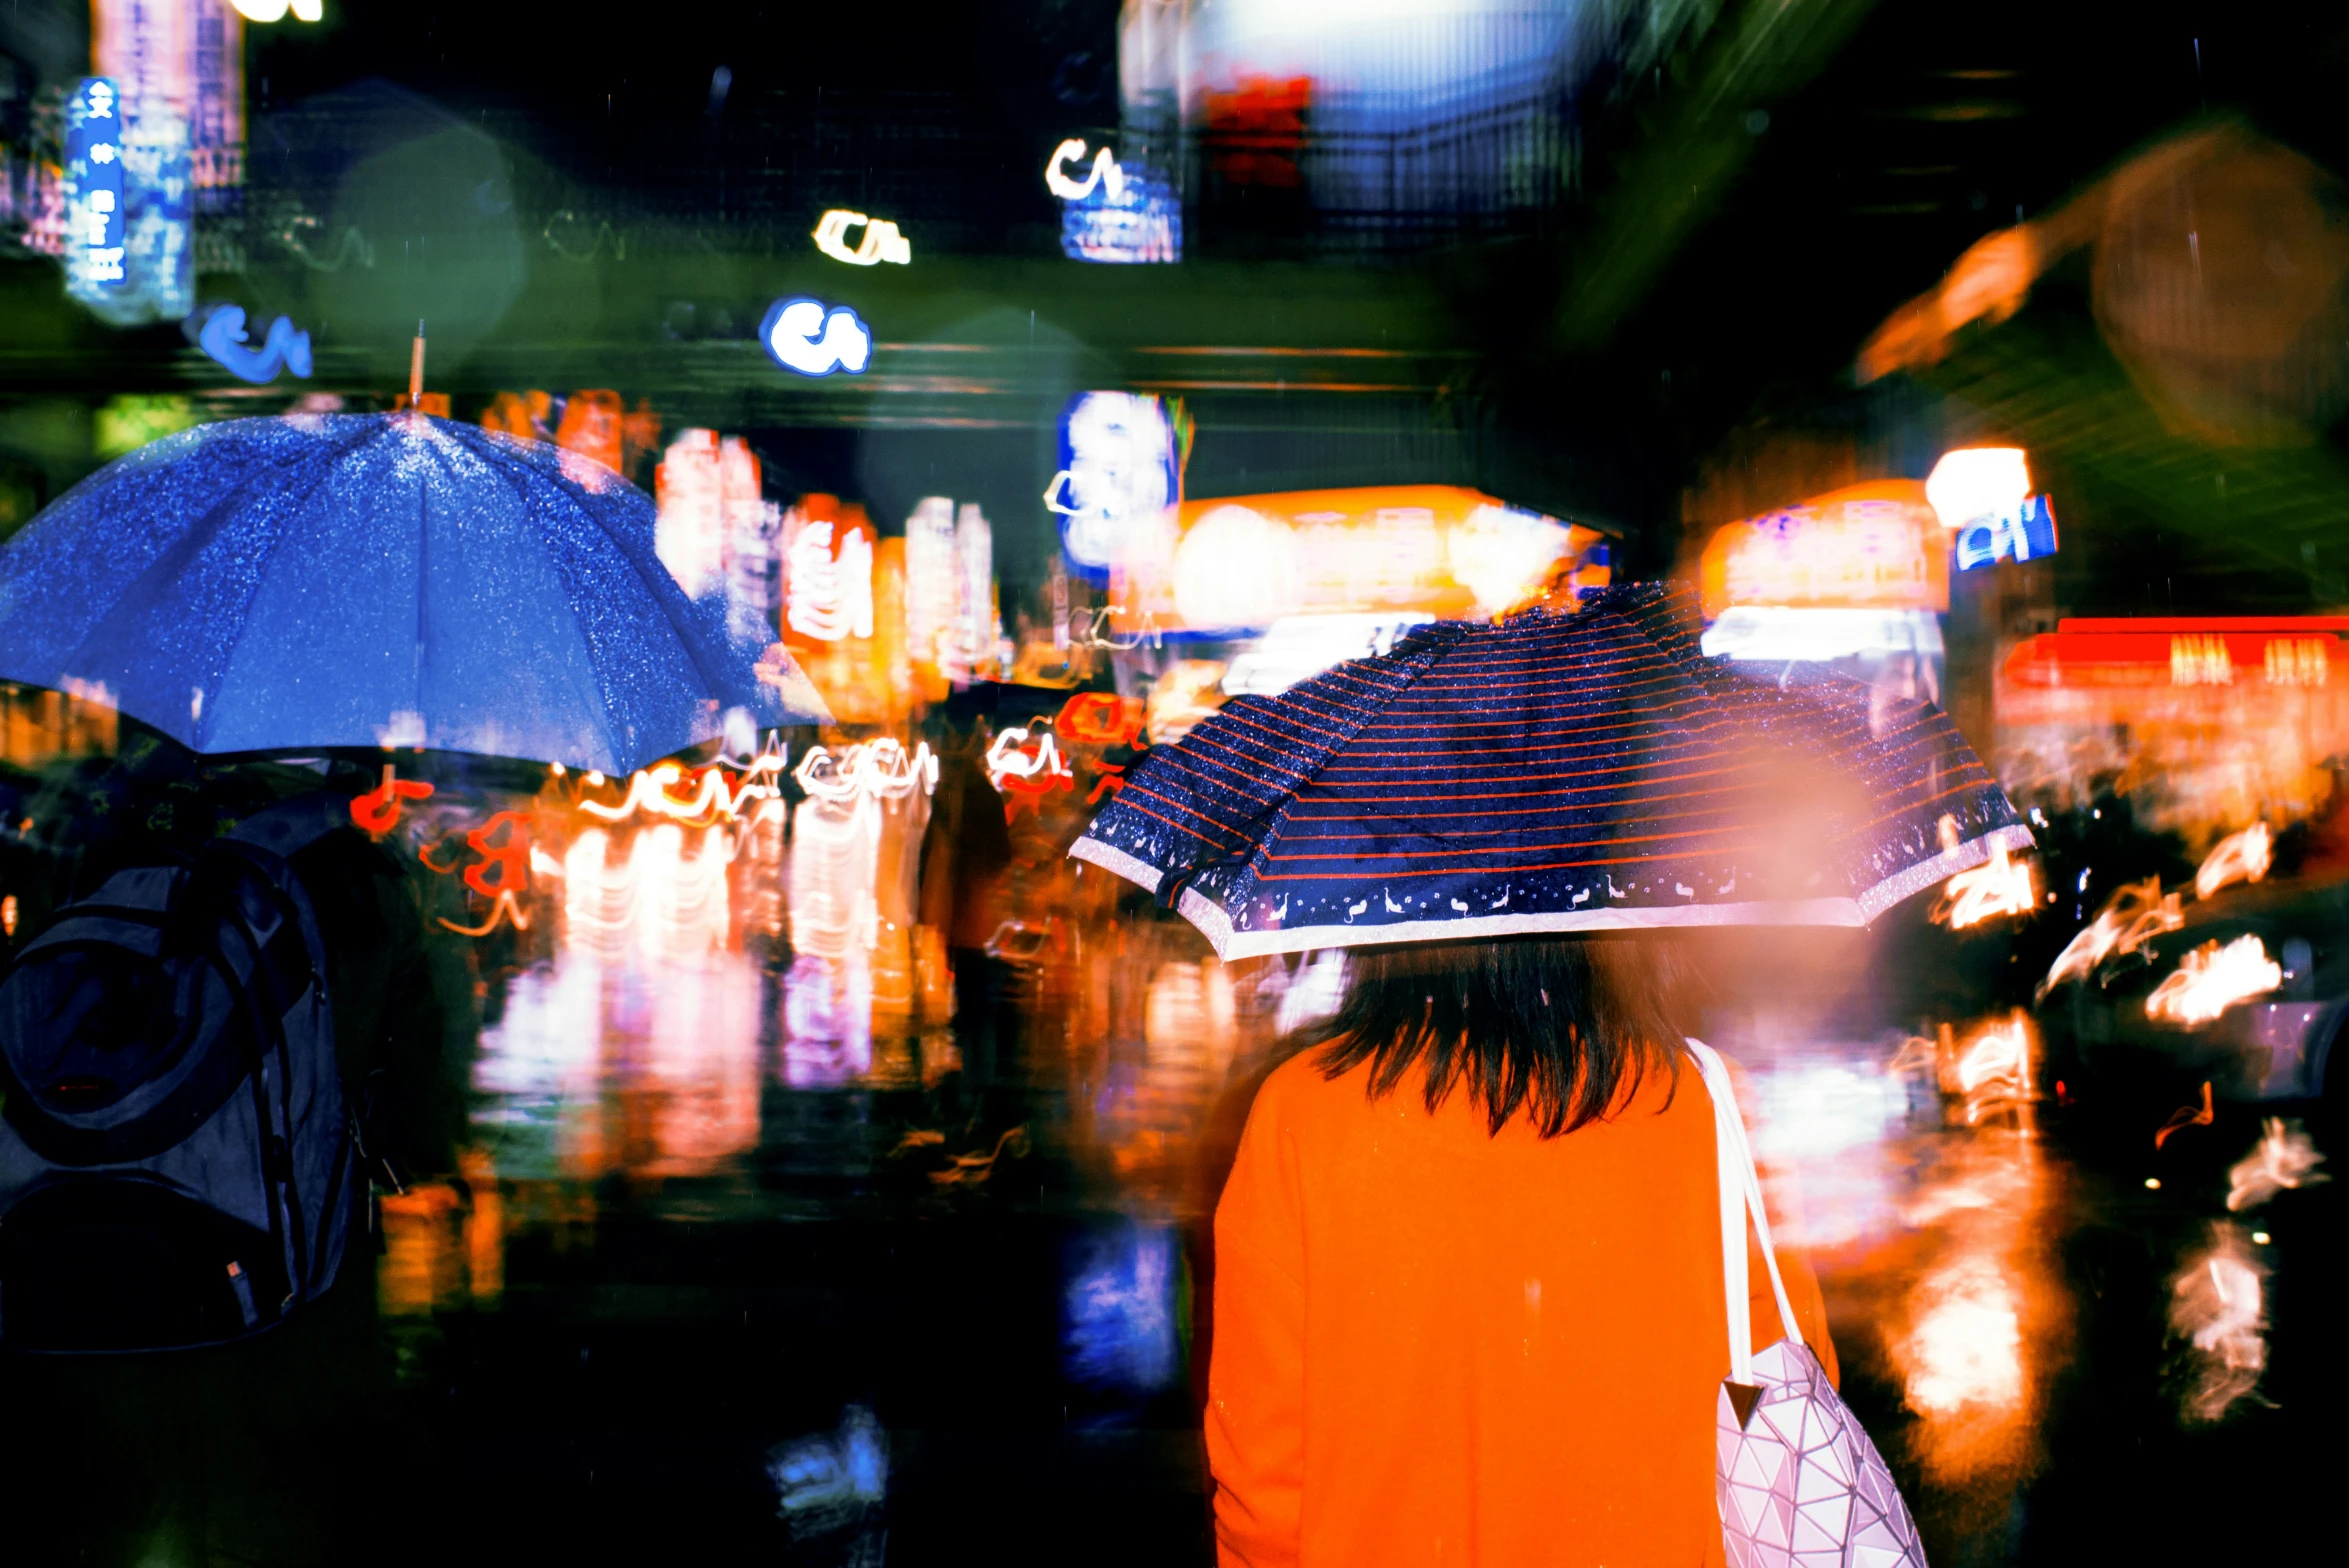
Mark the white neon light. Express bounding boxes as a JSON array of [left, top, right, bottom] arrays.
[[232, 0, 323, 19], [1926, 448, 2030, 530], [1045, 138, 1127, 203], [761, 297, 872, 377], [812, 210, 911, 267], [985, 727, 1073, 792]]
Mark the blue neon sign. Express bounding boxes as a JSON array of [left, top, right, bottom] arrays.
[[760, 297, 872, 377], [1955, 495, 2058, 572], [197, 305, 314, 384], [65, 78, 125, 297]]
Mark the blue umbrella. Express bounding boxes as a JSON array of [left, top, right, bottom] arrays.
[[0, 413, 827, 773], [1072, 583, 2029, 958]]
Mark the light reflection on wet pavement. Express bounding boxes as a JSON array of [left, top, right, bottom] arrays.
[[10, 791, 2341, 1566]]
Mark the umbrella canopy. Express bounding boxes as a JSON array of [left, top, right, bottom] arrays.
[[0, 413, 827, 774], [1071, 583, 2029, 958]]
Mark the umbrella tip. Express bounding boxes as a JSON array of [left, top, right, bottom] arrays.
[[406, 321, 427, 412]]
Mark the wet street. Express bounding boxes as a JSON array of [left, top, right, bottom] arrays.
[[9, 782, 2338, 1567]]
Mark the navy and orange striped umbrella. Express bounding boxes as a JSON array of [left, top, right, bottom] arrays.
[[1070, 583, 2029, 958]]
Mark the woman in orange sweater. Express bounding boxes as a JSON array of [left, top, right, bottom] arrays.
[[1207, 934, 1837, 1568]]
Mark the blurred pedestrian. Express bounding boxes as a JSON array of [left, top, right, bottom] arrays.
[[1206, 933, 1837, 1568]]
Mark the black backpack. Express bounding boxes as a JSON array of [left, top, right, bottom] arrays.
[[0, 794, 358, 1351]]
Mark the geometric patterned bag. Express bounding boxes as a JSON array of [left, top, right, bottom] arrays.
[[1686, 1042, 1930, 1568]]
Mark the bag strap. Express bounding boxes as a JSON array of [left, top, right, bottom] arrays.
[[1683, 1039, 1803, 1388]]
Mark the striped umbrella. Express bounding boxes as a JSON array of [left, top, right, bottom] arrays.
[[1071, 583, 2029, 958]]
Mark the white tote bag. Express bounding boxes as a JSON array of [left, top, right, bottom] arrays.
[[1685, 1041, 1929, 1568]]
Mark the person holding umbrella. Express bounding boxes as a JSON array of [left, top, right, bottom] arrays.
[[1073, 583, 2016, 1567]]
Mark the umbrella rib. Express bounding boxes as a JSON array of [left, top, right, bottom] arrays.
[[468, 435, 633, 769], [530, 442, 741, 757]]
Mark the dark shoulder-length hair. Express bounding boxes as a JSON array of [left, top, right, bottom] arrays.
[[1312, 934, 1692, 1138]]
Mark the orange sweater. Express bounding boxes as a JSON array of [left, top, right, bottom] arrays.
[[1206, 1047, 1837, 1568]]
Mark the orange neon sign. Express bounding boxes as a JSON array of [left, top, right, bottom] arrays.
[[351, 765, 433, 836], [1698, 481, 1947, 619]]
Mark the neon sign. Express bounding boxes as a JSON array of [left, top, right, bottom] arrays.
[[761, 297, 872, 377], [350, 764, 434, 837], [1953, 495, 2057, 572], [197, 304, 313, 384], [1047, 392, 1178, 577], [812, 210, 911, 267], [65, 79, 125, 296], [1044, 138, 1125, 202]]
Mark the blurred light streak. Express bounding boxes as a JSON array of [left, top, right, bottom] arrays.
[[2038, 877, 2183, 997], [929, 1126, 1031, 1188], [438, 888, 531, 938], [577, 761, 778, 825], [2169, 1226, 2270, 1423], [2145, 935, 2283, 1025], [2193, 821, 2272, 900], [2225, 1118, 2329, 1210], [1931, 837, 2036, 930], [1064, 1225, 1178, 1392], [2153, 1082, 2214, 1150]]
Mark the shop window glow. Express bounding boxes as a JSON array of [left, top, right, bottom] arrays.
[[761, 297, 872, 377]]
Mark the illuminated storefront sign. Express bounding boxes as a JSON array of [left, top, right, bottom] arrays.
[[812, 209, 911, 266], [1108, 485, 1601, 637], [2002, 619, 2346, 690], [196, 304, 311, 383], [760, 297, 872, 377], [1699, 481, 1948, 619], [1047, 392, 1180, 578], [64, 79, 126, 297]]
